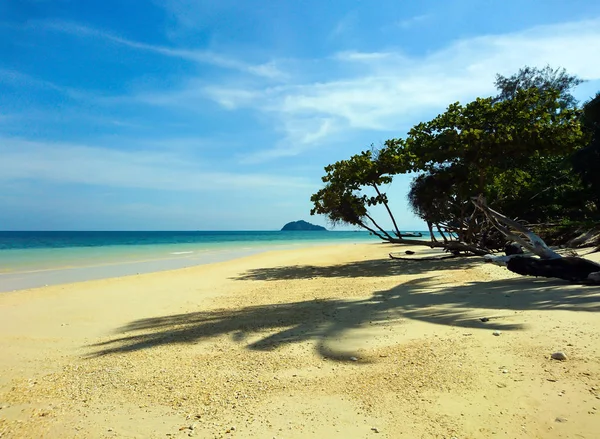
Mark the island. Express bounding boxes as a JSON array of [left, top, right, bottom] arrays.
[[281, 220, 327, 231]]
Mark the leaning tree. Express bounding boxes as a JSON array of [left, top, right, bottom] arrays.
[[311, 86, 585, 255]]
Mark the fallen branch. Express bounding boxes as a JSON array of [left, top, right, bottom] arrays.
[[472, 196, 561, 259], [473, 196, 600, 283], [389, 253, 457, 261], [507, 256, 600, 282], [384, 236, 489, 256]]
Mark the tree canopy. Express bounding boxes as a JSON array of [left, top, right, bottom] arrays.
[[311, 66, 595, 254], [573, 93, 600, 210], [494, 65, 584, 108]]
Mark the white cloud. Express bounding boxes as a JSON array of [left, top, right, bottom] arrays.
[[238, 116, 338, 164], [36, 21, 285, 79], [0, 68, 90, 100], [396, 14, 431, 30], [23, 17, 600, 165], [0, 138, 315, 192], [203, 86, 260, 109], [200, 18, 600, 160], [329, 11, 358, 39]]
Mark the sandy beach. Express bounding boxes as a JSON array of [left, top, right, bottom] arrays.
[[1, 243, 599, 438]]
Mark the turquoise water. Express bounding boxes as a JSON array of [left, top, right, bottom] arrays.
[[0, 230, 434, 291], [0, 231, 382, 273]]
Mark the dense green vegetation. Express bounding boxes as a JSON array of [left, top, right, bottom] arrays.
[[310, 66, 598, 253]]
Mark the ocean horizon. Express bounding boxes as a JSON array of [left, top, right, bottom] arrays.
[[0, 230, 431, 292]]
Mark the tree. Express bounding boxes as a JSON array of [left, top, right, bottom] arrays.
[[401, 87, 583, 243], [494, 65, 584, 108], [573, 92, 600, 211], [474, 196, 600, 283], [311, 69, 586, 255], [492, 66, 594, 222], [310, 147, 413, 243]]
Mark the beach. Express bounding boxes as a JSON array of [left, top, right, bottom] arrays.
[[1, 242, 599, 438]]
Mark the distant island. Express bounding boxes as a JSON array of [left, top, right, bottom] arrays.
[[281, 220, 327, 231]]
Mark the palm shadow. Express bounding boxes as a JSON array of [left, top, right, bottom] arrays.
[[90, 274, 600, 359], [232, 256, 481, 281]]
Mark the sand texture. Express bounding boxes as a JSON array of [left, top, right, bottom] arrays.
[[1, 243, 599, 438]]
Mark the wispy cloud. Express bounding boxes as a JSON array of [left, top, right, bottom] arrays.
[[329, 11, 358, 40], [395, 14, 431, 30], [0, 137, 314, 192], [238, 116, 338, 164], [199, 18, 600, 161], [35, 20, 285, 79], [0, 68, 90, 100], [16, 17, 600, 166]]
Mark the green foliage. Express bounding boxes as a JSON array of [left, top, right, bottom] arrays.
[[310, 148, 401, 236], [498, 155, 593, 223], [402, 87, 584, 224], [407, 169, 467, 226], [494, 65, 584, 108], [573, 93, 600, 211], [310, 65, 593, 249]]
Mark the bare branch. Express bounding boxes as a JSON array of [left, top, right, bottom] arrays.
[[472, 196, 561, 259]]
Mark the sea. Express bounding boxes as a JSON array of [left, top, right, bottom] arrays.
[[0, 230, 429, 292]]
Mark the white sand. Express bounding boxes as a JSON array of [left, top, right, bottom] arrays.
[[1, 243, 599, 438]]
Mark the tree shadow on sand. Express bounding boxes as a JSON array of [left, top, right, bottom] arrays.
[[232, 256, 482, 281], [90, 275, 600, 359]]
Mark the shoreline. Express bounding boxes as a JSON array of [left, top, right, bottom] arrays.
[[1, 243, 599, 438], [0, 240, 379, 293]]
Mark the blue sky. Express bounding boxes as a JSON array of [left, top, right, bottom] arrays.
[[1, 0, 600, 230]]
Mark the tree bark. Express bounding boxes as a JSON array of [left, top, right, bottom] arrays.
[[427, 221, 437, 243], [356, 220, 389, 241], [363, 213, 394, 241], [472, 196, 600, 283], [372, 184, 402, 238], [472, 196, 561, 259], [389, 253, 457, 261]]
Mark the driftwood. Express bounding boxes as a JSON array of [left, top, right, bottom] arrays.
[[389, 253, 457, 261], [473, 196, 600, 283], [507, 256, 600, 282], [504, 243, 524, 256], [472, 196, 561, 259], [383, 237, 489, 256]]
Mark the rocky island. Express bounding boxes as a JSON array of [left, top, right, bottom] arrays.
[[281, 220, 327, 231]]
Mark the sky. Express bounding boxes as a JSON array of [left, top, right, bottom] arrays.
[[1, 0, 600, 231]]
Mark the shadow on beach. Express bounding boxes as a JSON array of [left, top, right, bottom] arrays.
[[232, 256, 482, 281], [90, 271, 600, 358]]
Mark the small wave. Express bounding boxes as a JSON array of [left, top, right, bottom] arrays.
[[170, 251, 194, 255]]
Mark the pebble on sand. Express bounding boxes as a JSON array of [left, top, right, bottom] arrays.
[[371, 427, 380, 433], [493, 331, 502, 336], [350, 357, 358, 362], [551, 352, 568, 361]]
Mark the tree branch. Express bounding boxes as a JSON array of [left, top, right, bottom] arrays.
[[363, 213, 394, 241], [372, 184, 402, 238], [472, 196, 561, 259]]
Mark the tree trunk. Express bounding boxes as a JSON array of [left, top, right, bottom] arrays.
[[356, 220, 389, 242], [472, 196, 561, 259], [472, 196, 600, 283], [435, 224, 449, 243], [363, 213, 394, 241], [427, 221, 437, 243], [372, 184, 402, 238]]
